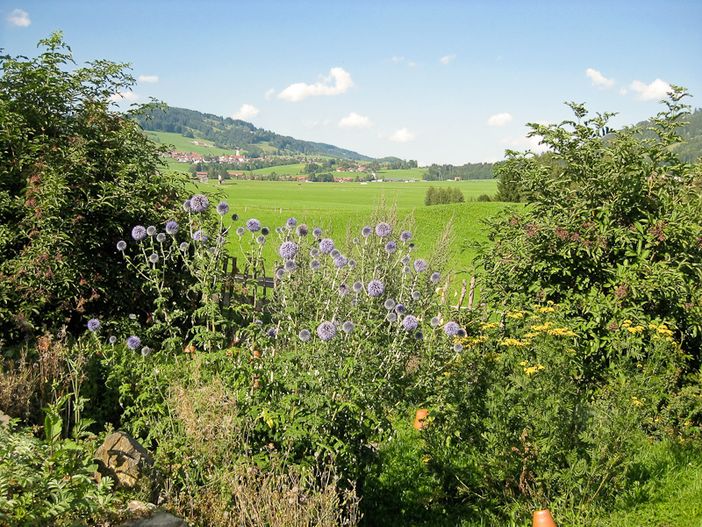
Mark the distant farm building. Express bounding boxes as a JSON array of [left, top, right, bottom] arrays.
[[195, 171, 209, 182]]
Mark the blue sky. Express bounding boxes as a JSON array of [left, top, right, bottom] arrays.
[[2, 0, 701, 164]]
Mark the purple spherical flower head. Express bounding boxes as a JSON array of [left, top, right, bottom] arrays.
[[190, 194, 209, 213], [279, 241, 299, 260], [401, 255, 410, 265], [411, 291, 421, 301], [386, 312, 398, 322], [367, 279, 384, 297], [149, 253, 159, 264], [395, 303, 406, 314], [236, 226, 245, 236], [375, 222, 392, 238], [275, 268, 285, 280], [87, 318, 101, 332], [296, 224, 308, 236], [267, 327, 277, 338], [402, 266, 411, 274], [384, 241, 397, 254], [193, 229, 207, 242], [430, 316, 440, 328], [453, 343, 464, 352], [156, 233, 166, 243], [310, 259, 321, 270], [116, 240, 127, 251], [284, 260, 297, 272], [384, 298, 396, 311], [165, 220, 179, 235], [182, 199, 192, 212], [313, 227, 323, 238], [443, 321, 461, 337], [342, 320, 354, 333], [141, 346, 152, 357], [131, 225, 147, 241], [338, 283, 348, 296], [333, 255, 348, 268], [352, 281, 363, 293], [147, 226, 157, 236], [414, 259, 428, 273], [330, 248, 341, 258], [402, 315, 419, 331], [217, 201, 229, 215], [246, 218, 261, 232], [179, 242, 189, 252], [108, 335, 117, 345], [457, 328, 467, 338], [286, 217, 297, 228], [400, 230, 412, 242], [310, 247, 320, 257], [361, 226, 372, 237], [430, 271, 441, 283], [348, 259, 357, 269], [126, 336, 141, 350], [317, 321, 337, 341], [256, 235, 265, 244], [298, 329, 311, 342], [319, 238, 335, 254]]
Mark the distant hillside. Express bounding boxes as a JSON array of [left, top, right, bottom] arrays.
[[135, 106, 372, 161], [633, 107, 702, 163]]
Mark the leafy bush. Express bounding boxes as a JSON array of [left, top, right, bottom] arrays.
[[0, 33, 187, 344], [425, 186, 465, 205]]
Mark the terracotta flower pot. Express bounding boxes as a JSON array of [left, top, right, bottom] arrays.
[[533, 509, 556, 527], [413, 408, 429, 430]]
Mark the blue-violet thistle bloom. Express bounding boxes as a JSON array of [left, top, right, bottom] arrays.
[[310, 260, 321, 270], [179, 242, 189, 252], [375, 222, 392, 237], [430, 316, 440, 328], [386, 312, 398, 322], [216, 201, 229, 215], [246, 218, 261, 232], [430, 271, 441, 283], [116, 240, 127, 251], [367, 279, 384, 297], [131, 225, 147, 241], [395, 304, 406, 314], [317, 321, 336, 341], [313, 227, 323, 238], [190, 194, 209, 213], [348, 259, 357, 269], [141, 346, 152, 357], [236, 227, 245, 236], [279, 241, 299, 260], [182, 199, 192, 212], [193, 230, 207, 242], [361, 226, 372, 237], [353, 281, 363, 293], [165, 220, 179, 235], [411, 291, 421, 301], [384, 241, 397, 254], [443, 321, 461, 336], [333, 255, 348, 268], [296, 224, 308, 236], [310, 247, 320, 257], [319, 238, 335, 254], [400, 230, 412, 242], [147, 226, 157, 236], [275, 268, 285, 280], [87, 318, 101, 332], [284, 260, 296, 272], [286, 217, 297, 227], [156, 233, 166, 243], [338, 283, 348, 296], [149, 253, 159, 264], [457, 328, 467, 338], [298, 329, 311, 342], [384, 298, 396, 310], [402, 315, 419, 331], [342, 321, 354, 333], [127, 336, 141, 350], [108, 335, 117, 345], [414, 259, 428, 273], [453, 343, 464, 352], [330, 248, 340, 258]]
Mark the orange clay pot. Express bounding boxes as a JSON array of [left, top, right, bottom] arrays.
[[533, 509, 557, 527], [413, 408, 429, 430]]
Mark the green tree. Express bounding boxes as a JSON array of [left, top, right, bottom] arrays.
[[0, 33, 187, 343]]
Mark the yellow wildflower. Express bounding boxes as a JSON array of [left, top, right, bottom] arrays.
[[531, 322, 553, 332], [524, 364, 545, 376], [481, 322, 499, 330], [524, 332, 539, 338], [631, 397, 644, 407], [537, 306, 556, 313], [500, 338, 530, 347], [626, 325, 645, 334], [547, 327, 577, 337], [519, 360, 529, 367], [506, 311, 525, 320]]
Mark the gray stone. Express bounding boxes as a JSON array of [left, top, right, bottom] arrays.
[[121, 512, 188, 527], [94, 431, 154, 488]]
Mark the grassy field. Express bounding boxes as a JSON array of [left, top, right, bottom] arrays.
[[376, 167, 428, 180], [192, 179, 506, 285], [147, 131, 239, 156], [246, 163, 306, 176]]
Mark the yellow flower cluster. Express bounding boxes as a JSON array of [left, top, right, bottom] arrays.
[[531, 321, 554, 332], [546, 327, 577, 337], [519, 360, 545, 376], [622, 320, 645, 334], [649, 322, 674, 337], [481, 322, 499, 330], [500, 338, 530, 347], [506, 310, 526, 320], [455, 334, 489, 348], [631, 396, 644, 407]]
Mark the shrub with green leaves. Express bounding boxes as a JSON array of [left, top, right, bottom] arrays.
[[0, 33, 187, 344]]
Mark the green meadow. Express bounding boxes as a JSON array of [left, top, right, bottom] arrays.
[[192, 178, 508, 285], [147, 131, 240, 156]]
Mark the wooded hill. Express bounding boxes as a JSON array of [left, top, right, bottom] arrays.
[[135, 106, 372, 160]]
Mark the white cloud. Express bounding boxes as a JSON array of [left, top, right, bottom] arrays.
[[232, 104, 259, 120], [629, 78, 671, 101], [501, 133, 548, 154], [109, 91, 139, 103], [585, 67, 614, 89], [137, 74, 159, 83], [390, 56, 417, 68], [439, 54, 456, 65], [338, 112, 372, 129], [487, 112, 513, 127], [278, 67, 353, 102], [264, 88, 276, 100], [7, 8, 30, 27], [389, 128, 415, 143]]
